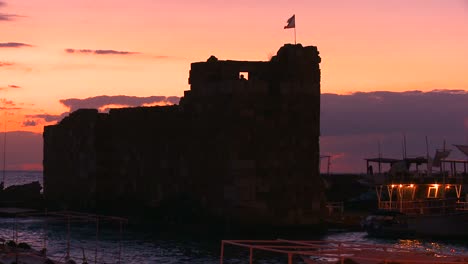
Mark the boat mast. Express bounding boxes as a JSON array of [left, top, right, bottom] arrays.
[[2, 109, 5, 186], [378, 140, 382, 174], [404, 133, 407, 159], [401, 133, 407, 160], [426, 136, 431, 178], [443, 140, 446, 199]]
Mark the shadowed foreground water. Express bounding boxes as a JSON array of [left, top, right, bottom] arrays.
[[3, 173, 468, 263], [1, 217, 468, 264]]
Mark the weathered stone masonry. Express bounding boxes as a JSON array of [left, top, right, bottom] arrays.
[[43, 44, 323, 226]]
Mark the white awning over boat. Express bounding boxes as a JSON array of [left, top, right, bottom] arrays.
[[433, 149, 451, 167], [454, 144, 468, 158]]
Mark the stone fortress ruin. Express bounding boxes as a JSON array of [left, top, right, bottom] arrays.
[[43, 44, 323, 227]]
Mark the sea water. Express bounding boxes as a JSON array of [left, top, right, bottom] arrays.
[[2, 172, 468, 263], [1, 170, 43, 188], [2, 219, 468, 264]]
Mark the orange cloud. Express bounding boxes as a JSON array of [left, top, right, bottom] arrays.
[[60, 95, 180, 112], [0, 61, 14, 67]]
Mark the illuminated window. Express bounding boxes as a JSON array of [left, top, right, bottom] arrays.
[[427, 186, 439, 198]]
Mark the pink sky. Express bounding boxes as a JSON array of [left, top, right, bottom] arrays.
[[1, 0, 468, 170]]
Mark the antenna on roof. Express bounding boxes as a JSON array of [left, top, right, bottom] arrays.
[[378, 140, 382, 159], [2, 110, 5, 186], [426, 136, 431, 177], [401, 133, 407, 159]]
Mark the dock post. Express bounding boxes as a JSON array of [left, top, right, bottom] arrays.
[[66, 214, 70, 259], [220, 241, 224, 264], [249, 247, 253, 264], [118, 220, 123, 264], [95, 217, 99, 264], [14, 215, 18, 243], [288, 253, 293, 264], [339, 242, 344, 264], [43, 208, 48, 257]]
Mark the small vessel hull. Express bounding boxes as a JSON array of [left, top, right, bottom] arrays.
[[364, 211, 468, 238], [407, 212, 468, 238]]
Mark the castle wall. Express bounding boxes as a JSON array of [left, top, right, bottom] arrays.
[[43, 44, 323, 226], [43, 109, 101, 208]]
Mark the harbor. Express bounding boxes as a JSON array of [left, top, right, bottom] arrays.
[[2, 5, 468, 260], [2, 214, 468, 264], [2, 174, 468, 264], [221, 238, 468, 264]]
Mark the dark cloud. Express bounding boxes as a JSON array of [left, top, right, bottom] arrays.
[[321, 90, 468, 137], [65, 48, 139, 55], [26, 113, 67, 123], [0, 42, 32, 48], [0, 13, 20, 21], [60, 95, 181, 112], [29, 95, 181, 126], [22, 120, 37, 127], [0, 1, 23, 22], [321, 90, 468, 173], [94, 50, 138, 55]]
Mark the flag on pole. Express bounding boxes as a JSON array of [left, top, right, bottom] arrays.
[[284, 15, 295, 29]]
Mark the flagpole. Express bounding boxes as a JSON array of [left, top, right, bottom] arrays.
[[2, 110, 5, 186], [294, 15, 296, 44], [294, 27, 296, 45], [284, 14, 296, 44]]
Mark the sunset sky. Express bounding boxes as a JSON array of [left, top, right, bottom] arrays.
[[1, 0, 468, 171]]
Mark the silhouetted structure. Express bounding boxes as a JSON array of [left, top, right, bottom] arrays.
[[43, 44, 323, 227]]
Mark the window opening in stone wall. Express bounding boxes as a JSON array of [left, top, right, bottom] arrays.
[[239, 72, 249, 80]]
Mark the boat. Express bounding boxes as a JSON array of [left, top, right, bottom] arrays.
[[361, 210, 409, 237], [362, 145, 468, 238]]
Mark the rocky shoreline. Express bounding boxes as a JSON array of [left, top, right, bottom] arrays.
[[0, 181, 44, 210]]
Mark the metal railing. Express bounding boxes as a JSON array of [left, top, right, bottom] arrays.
[[456, 201, 468, 211], [0, 210, 128, 264], [378, 199, 460, 215], [220, 239, 468, 264]]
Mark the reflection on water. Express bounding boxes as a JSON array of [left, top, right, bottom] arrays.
[[325, 231, 468, 256], [1, 218, 468, 264], [0, 217, 223, 264]]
